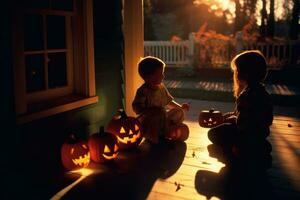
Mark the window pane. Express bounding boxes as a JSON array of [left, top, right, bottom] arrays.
[[24, 14, 44, 51], [48, 52, 67, 88], [52, 0, 74, 11], [25, 54, 45, 93], [24, 0, 50, 9], [47, 15, 66, 49]]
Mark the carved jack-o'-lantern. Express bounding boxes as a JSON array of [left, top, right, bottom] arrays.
[[61, 135, 90, 171], [88, 126, 119, 163], [107, 109, 143, 149], [199, 109, 223, 128]]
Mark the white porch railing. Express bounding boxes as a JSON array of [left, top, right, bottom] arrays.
[[144, 33, 300, 68], [144, 41, 192, 66], [243, 41, 296, 68]]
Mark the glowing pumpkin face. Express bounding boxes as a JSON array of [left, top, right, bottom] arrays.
[[88, 127, 119, 163], [61, 135, 90, 171], [199, 109, 223, 128], [107, 109, 143, 149]]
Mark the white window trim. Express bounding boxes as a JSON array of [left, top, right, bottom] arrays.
[[12, 0, 98, 124]]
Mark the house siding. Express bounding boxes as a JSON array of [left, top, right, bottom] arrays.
[[2, 2, 123, 195]]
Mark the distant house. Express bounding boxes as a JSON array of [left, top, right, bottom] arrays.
[[2, 0, 143, 191]]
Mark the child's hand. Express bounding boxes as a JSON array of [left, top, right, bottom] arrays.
[[181, 103, 190, 111], [223, 111, 235, 119], [224, 115, 237, 124]]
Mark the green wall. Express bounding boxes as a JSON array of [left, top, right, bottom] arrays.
[[2, 2, 123, 197]]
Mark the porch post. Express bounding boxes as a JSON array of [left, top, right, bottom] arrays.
[[123, 0, 144, 116]]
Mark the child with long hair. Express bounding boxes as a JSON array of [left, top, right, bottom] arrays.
[[208, 50, 273, 170]]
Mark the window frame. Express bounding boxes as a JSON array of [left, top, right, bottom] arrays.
[[23, 11, 74, 103], [12, 0, 98, 124]]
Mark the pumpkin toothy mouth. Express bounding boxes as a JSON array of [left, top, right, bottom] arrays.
[[103, 152, 119, 160], [117, 131, 141, 144], [203, 119, 218, 127], [72, 152, 90, 166]]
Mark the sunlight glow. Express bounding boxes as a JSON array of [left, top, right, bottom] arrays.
[[194, 0, 289, 24], [210, 4, 218, 10], [271, 118, 300, 191], [149, 119, 224, 200], [72, 168, 94, 176]]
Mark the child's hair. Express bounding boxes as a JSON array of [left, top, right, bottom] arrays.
[[138, 56, 165, 79], [231, 50, 267, 82], [231, 50, 268, 97]]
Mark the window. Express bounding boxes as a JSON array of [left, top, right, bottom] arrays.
[[12, 0, 98, 123]]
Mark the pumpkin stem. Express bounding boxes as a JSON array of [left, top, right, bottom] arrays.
[[70, 134, 75, 140], [118, 109, 128, 118], [99, 126, 105, 136], [67, 134, 77, 144], [209, 108, 215, 113]]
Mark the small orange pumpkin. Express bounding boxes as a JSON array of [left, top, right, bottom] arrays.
[[107, 109, 143, 149], [61, 134, 90, 171], [166, 123, 189, 141], [199, 109, 223, 128], [88, 126, 119, 163]]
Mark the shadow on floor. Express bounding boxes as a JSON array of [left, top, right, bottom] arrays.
[[195, 144, 273, 200], [4, 140, 186, 200], [61, 140, 187, 200]]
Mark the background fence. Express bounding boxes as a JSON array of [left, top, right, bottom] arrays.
[[144, 33, 300, 69], [144, 41, 191, 66]]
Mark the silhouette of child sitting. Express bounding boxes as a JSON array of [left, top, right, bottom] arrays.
[[132, 56, 190, 144], [208, 50, 273, 170]]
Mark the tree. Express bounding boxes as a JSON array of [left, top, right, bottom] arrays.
[[267, 0, 275, 37], [243, 0, 258, 17], [260, 0, 268, 37], [234, 0, 243, 32], [144, 0, 156, 40], [249, 0, 258, 16], [289, 0, 300, 40]]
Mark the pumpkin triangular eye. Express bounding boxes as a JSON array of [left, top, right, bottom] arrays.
[[70, 148, 74, 154], [135, 124, 139, 131], [82, 144, 88, 149], [104, 145, 111, 153], [114, 144, 118, 151], [120, 127, 126, 134]]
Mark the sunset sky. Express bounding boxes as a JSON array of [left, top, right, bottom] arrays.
[[193, 0, 293, 24]]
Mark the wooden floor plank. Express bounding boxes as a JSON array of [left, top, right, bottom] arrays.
[[150, 181, 207, 200], [147, 99, 300, 200]]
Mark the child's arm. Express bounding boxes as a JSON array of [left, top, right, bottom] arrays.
[[132, 89, 146, 115], [162, 84, 190, 111], [167, 100, 190, 111], [223, 111, 237, 123]]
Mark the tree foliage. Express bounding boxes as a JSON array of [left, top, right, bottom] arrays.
[[289, 0, 300, 39], [144, 0, 299, 40]]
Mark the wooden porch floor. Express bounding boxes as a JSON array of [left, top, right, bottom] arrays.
[[51, 99, 300, 200]]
